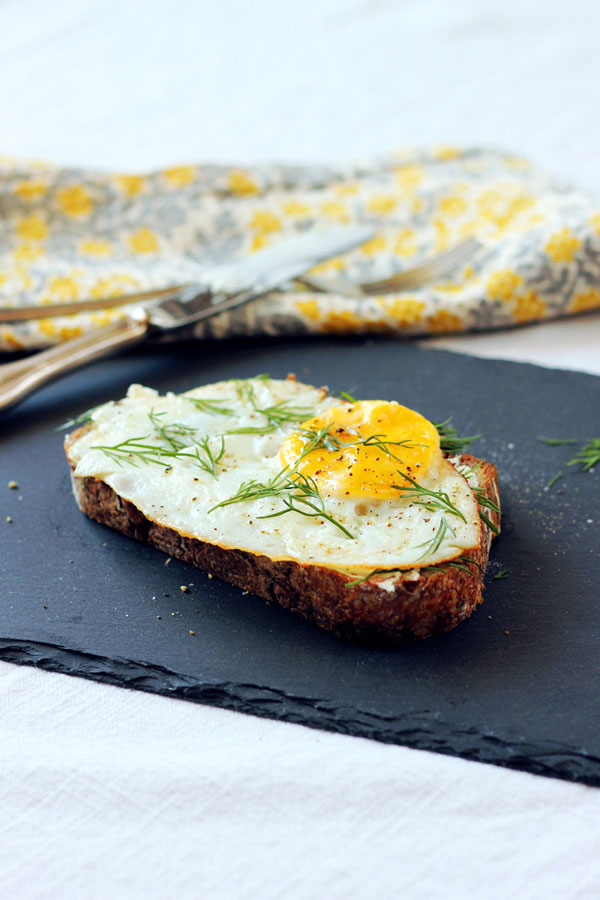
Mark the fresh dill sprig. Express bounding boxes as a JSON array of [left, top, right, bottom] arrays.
[[93, 432, 225, 477], [493, 568, 510, 580], [148, 410, 225, 474], [91, 436, 180, 468], [56, 404, 104, 431], [189, 435, 225, 476], [462, 461, 485, 480], [391, 472, 467, 522], [433, 418, 481, 455], [187, 397, 234, 416], [422, 556, 483, 576], [339, 391, 357, 403], [224, 398, 315, 435], [415, 517, 455, 561], [537, 436, 576, 446], [473, 487, 500, 536], [566, 438, 600, 472], [208, 467, 354, 539], [295, 423, 420, 464], [148, 410, 197, 450], [546, 471, 563, 489], [541, 437, 600, 486], [345, 554, 481, 586], [228, 378, 315, 435], [346, 568, 405, 586]]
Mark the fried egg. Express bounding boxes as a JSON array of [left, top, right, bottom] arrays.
[[69, 376, 481, 575]]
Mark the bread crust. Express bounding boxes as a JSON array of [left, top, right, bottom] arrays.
[[65, 428, 500, 644]]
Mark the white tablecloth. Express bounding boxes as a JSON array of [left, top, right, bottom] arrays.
[[1, 1, 600, 897]]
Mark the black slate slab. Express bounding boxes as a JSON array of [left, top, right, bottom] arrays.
[[1, 338, 599, 786]]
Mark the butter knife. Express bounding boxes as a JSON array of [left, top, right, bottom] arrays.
[[0, 226, 373, 413]]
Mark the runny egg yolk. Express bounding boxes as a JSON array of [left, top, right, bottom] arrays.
[[279, 400, 442, 501]]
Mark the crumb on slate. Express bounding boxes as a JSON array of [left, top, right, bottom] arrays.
[[6, 516, 12, 523], [8, 481, 18, 489], [189, 630, 195, 636], [180, 585, 189, 593], [165, 557, 172, 566]]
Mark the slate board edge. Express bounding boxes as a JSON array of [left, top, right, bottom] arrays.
[[2, 637, 598, 789]]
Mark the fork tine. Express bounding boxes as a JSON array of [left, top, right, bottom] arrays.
[[363, 237, 481, 294]]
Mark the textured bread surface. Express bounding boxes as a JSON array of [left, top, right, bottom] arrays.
[[66, 427, 500, 644]]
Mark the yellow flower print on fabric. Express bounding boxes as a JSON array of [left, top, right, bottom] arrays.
[[90, 274, 141, 298], [427, 310, 464, 333], [15, 180, 48, 202], [79, 239, 113, 257], [545, 228, 581, 263], [59, 325, 84, 341], [38, 319, 58, 338], [250, 233, 270, 253], [163, 166, 196, 188], [319, 309, 391, 334], [14, 243, 45, 262], [378, 298, 425, 327], [283, 200, 311, 218], [16, 267, 33, 290], [295, 299, 321, 321], [432, 145, 461, 161], [476, 188, 536, 234], [433, 218, 450, 252], [17, 214, 48, 241], [228, 169, 259, 196], [56, 185, 93, 219], [307, 256, 345, 275], [438, 194, 467, 218], [504, 156, 532, 170], [512, 290, 546, 322], [0, 327, 24, 350], [128, 228, 160, 254], [319, 201, 349, 223], [393, 228, 417, 258], [43, 275, 80, 302], [367, 195, 397, 216], [3, 146, 600, 351], [394, 165, 424, 194], [250, 210, 282, 234], [115, 175, 145, 196], [486, 270, 523, 302], [360, 235, 386, 256], [571, 288, 600, 313]]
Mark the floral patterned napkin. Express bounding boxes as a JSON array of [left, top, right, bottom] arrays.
[[1, 147, 599, 351]]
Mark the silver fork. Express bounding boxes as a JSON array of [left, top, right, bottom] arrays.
[[0, 225, 373, 413], [297, 236, 482, 297]]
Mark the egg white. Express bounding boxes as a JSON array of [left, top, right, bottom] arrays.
[[70, 377, 481, 573]]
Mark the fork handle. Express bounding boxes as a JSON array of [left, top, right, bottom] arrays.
[[0, 316, 149, 414]]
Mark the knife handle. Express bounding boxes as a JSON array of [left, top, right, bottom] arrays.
[[0, 316, 149, 414]]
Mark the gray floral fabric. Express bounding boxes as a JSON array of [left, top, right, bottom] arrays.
[[1, 147, 599, 351]]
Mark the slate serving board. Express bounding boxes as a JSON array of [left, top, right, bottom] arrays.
[[1, 338, 599, 787]]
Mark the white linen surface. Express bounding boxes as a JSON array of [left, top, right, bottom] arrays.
[[1, 660, 599, 900], [2, 0, 600, 897]]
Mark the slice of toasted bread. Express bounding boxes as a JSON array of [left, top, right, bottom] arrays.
[[65, 417, 499, 644]]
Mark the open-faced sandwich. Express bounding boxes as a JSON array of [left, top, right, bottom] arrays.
[[64, 375, 500, 643]]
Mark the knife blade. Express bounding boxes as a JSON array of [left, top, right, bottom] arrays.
[[0, 225, 373, 324], [0, 225, 374, 413], [142, 225, 374, 332]]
